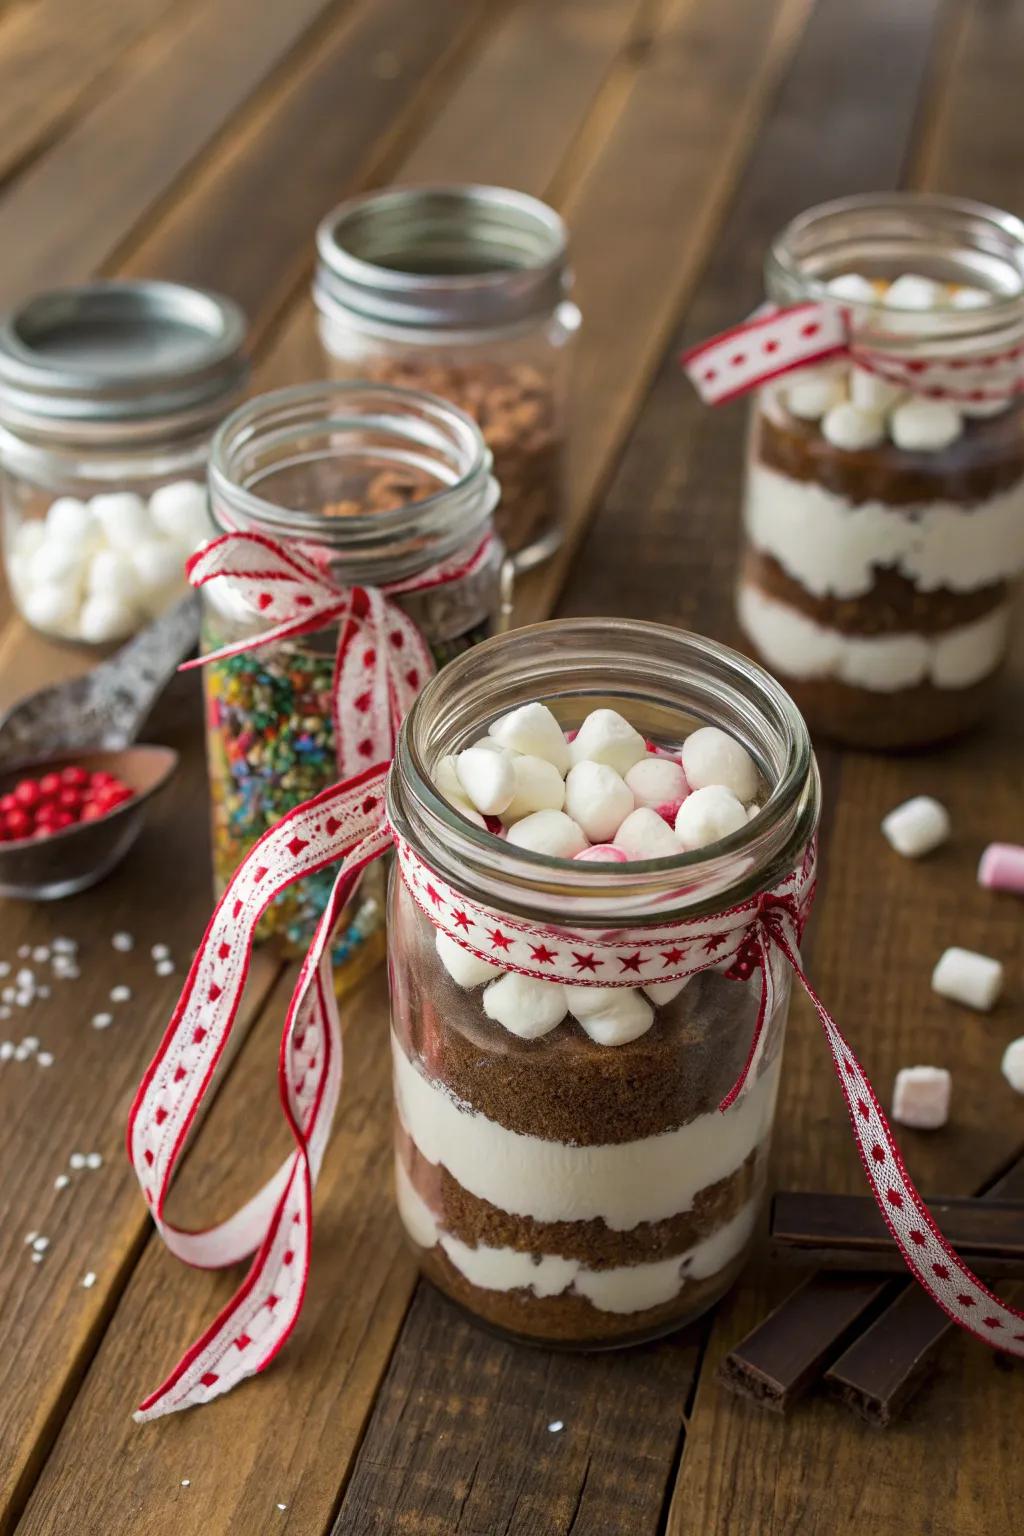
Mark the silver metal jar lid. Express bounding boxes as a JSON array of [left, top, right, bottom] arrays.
[[314, 184, 570, 331], [0, 280, 249, 439]]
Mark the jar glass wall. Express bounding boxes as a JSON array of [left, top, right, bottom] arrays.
[[738, 194, 1024, 749], [386, 619, 819, 1347], [204, 381, 503, 960], [314, 185, 579, 571]]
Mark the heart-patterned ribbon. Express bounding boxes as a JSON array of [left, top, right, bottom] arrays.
[[681, 300, 1024, 406], [128, 790, 1024, 1420], [183, 529, 494, 775]]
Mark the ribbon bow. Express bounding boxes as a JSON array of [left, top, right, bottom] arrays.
[[128, 795, 1024, 1423], [183, 529, 493, 773], [681, 300, 1024, 406]]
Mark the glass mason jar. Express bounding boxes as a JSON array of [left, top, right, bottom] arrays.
[[204, 381, 504, 961], [0, 280, 248, 645], [386, 619, 820, 1348], [738, 193, 1024, 749], [313, 184, 580, 572]]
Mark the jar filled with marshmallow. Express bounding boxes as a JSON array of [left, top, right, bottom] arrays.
[[314, 185, 580, 571], [0, 281, 249, 645], [386, 619, 820, 1347], [204, 381, 503, 960], [739, 194, 1024, 749]]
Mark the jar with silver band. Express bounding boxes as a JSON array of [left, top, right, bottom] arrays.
[[313, 184, 580, 573], [0, 281, 249, 646]]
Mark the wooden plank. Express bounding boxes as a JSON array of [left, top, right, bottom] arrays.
[[0, 669, 282, 1536], [0, 0, 184, 187], [0, 0, 388, 305]]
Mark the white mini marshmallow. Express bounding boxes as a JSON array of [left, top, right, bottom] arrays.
[[435, 930, 501, 988], [433, 755, 486, 828], [889, 398, 962, 453], [45, 497, 95, 545], [675, 785, 748, 850], [785, 371, 846, 421], [14, 521, 46, 558], [849, 366, 905, 415], [21, 583, 78, 632], [506, 809, 587, 858], [500, 755, 566, 823], [87, 547, 138, 603], [90, 492, 152, 549], [564, 761, 634, 843], [483, 973, 567, 1038], [567, 985, 654, 1046], [470, 737, 517, 755], [131, 538, 183, 594], [148, 480, 212, 550], [826, 273, 877, 303], [455, 746, 516, 816], [643, 978, 688, 1006], [1001, 1038, 1024, 1095], [681, 726, 759, 803], [892, 1066, 951, 1130], [950, 285, 991, 310], [821, 401, 886, 451], [569, 709, 647, 776], [488, 702, 570, 774], [29, 538, 84, 586], [932, 947, 1003, 1012], [881, 796, 950, 858], [625, 756, 688, 811], [78, 594, 138, 643], [884, 274, 944, 311], [613, 807, 682, 860]]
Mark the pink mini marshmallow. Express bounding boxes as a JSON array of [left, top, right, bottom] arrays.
[[574, 843, 628, 864], [978, 842, 1024, 894]]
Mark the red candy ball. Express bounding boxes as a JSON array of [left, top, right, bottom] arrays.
[[1, 761, 136, 840]]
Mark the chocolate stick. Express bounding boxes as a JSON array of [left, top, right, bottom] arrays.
[[771, 1190, 1024, 1276], [824, 1151, 1024, 1426]]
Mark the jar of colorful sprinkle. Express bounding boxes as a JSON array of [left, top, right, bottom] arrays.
[[203, 381, 504, 961]]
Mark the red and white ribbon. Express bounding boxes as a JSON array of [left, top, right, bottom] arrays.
[[183, 530, 493, 775], [129, 803, 1024, 1421], [682, 300, 1024, 406]]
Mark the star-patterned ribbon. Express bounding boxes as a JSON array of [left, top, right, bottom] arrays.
[[129, 788, 1024, 1421], [182, 529, 494, 775], [681, 300, 1024, 406]]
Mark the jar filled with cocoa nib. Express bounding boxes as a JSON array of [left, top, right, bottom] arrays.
[[386, 619, 820, 1348], [202, 381, 503, 963], [314, 185, 579, 572], [739, 193, 1024, 749]]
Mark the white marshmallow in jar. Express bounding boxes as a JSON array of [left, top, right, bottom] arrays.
[[0, 280, 249, 645], [386, 619, 820, 1348], [739, 193, 1024, 750]]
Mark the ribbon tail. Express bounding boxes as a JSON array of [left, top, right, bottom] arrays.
[[681, 301, 848, 405], [772, 926, 1024, 1359]]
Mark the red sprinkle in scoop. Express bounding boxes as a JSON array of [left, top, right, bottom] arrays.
[[0, 765, 136, 843]]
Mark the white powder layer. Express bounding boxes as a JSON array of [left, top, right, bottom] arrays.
[[738, 582, 1009, 693], [395, 1159, 758, 1315], [744, 460, 1024, 598], [392, 1033, 781, 1230]]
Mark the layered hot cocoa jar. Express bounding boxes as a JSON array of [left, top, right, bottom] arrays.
[[386, 620, 820, 1346], [201, 381, 503, 960], [314, 185, 580, 571], [738, 194, 1024, 748]]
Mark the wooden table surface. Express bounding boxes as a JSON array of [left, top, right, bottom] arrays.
[[1, 1, 1022, 1532]]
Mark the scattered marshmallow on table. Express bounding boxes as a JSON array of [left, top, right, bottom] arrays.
[[931, 947, 1003, 1012], [880, 796, 950, 858], [613, 807, 683, 860], [564, 761, 634, 843], [675, 785, 748, 850], [624, 756, 688, 817], [435, 930, 501, 988], [569, 709, 647, 776], [488, 702, 570, 773], [483, 973, 567, 1038], [1001, 1038, 1024, 1095], [455, 746, 516, 816], [892, 1065, 951, 1130], [681, 727, 759, 803], [977, 842, 1024, 895], [566, 985, 654, 1046], [506, 809, 587, 859], [500, 755, 566, 824]]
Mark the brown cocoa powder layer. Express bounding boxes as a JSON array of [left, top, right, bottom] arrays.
[[412, 1236, 749, 1346], [756, 399, 1024, 508], [742, 547, 1007, 637], [397, 1125, 763, 1267], [393, 944, 778, 1145]]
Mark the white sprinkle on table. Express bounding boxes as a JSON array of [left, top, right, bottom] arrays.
[[181, 1479, 191, 1488], [23, 1035, 39, 1052], [32, 1251, 45, 1264], [548, 1420, 564, 1433], [0, 1041, 13, 1060], [32, 946, 50, 963], [54, 1173, 70, 1190], [32, 1236, 49, 1252], [25, 1230, 37, 1244], [14, 1044, 31, 1061], [37, 1051, 54, 1067], [0, 1008, 9, 1022], [53, 938, 77, 955], [276, 1503, 287, 1512], [112, 932, 134, 952], [17, 945, 30, 959], [16, 969, 34, 989], [0, 962, 9, 977], [85, 1152, 103, 1170], [81, 1271, 97, 1289], [151, 943, 171, 961], [156, 959, 175, 977], [91, 1013, 113, 1030], [70, 1153, 86, 1170], [110, 985, 132, 1003]]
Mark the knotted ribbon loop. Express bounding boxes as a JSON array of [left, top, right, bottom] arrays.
[[130, 799, 1024, 1422], [183, 529, 493, 775], [681, 300, 1024, 407]]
